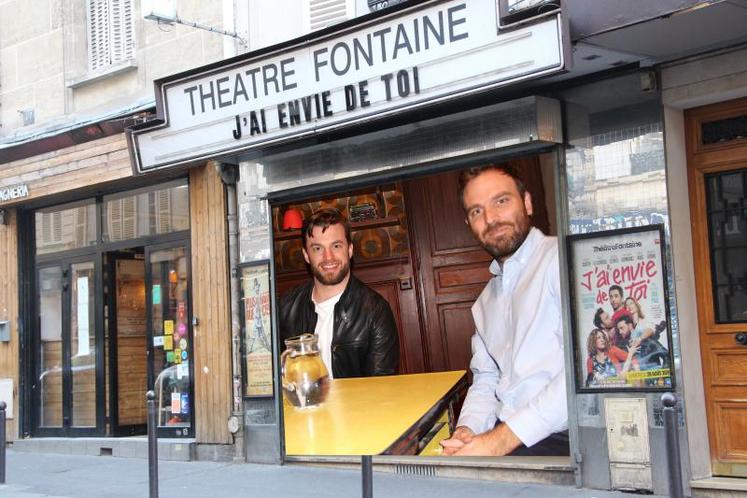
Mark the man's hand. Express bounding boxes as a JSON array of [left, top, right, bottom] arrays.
[[439, 426, 475, 455], [452, 423, 522, 456]]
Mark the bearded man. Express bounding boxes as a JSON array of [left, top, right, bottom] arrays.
[[278, 208, 399, 378], [440, 164, 568, 457]]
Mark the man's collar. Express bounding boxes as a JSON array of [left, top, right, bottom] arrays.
[[489, 227, 541, 276]]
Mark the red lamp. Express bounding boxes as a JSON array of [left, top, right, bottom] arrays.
[[282, 208, 304, 230]]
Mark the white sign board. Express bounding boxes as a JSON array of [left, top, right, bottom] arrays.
[[130, 0, 567, 173], [0, 378, 13, 419]]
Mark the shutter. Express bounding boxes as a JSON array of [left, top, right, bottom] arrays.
[[52, 212, 63, 243], [109, 198, 122, 241], [110, 0, 135, 64], [123, 196, 137, 239], [156, 189, 171, 233], [87, 0, 135, 71], [305, 0, 353, 32], [87, 0, 111, 71], [75, 207, 87, 245]]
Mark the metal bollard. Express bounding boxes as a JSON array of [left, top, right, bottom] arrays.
[[362, 455, 373, 498], [147, 391, 159, 498], [0, 401, 6, 485], [661, 393, 684, 498]]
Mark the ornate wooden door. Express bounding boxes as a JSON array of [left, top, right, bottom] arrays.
[[687, 97, 747, 477]]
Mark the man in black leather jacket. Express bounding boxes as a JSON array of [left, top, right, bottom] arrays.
[[278, 208, 399, 378]]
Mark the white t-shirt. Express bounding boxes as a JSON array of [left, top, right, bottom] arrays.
[[313, 291, 343, 379]]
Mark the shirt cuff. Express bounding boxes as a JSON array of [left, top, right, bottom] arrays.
[[503, 405, 553, 448], [457, 412, 497, 436]]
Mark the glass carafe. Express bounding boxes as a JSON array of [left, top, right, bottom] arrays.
[[281, 333, 330, 409]]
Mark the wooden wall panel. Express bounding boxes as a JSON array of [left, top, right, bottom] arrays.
[[0, 209, 19, 439], [189, 164, 232, 445], [0, 134, 132, 207]]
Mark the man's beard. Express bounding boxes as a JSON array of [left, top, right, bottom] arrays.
[[479, 217, 531, 261], [311, 259, 350, 286]]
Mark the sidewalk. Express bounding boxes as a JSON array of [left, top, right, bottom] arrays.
[[0, 450, 665, 498]]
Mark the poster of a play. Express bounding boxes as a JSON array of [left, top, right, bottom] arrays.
[[567, 225, 674, 392], [241, 262, 274, 396]]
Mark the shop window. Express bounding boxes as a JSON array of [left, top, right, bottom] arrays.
[[104, 182, 189, 243], [303, 0, 355, 32], [87, 0, 135, 72], [35, 201, 98, 255]]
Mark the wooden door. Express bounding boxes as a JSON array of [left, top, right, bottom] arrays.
[[404, 157, 550, 373], [687, 97, 747, 477]]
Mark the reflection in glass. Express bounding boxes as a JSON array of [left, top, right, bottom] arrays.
[[706, 170, 747, 323], [104, 183, 189, 243], [150, 247, 191, 430], [35, 201, 97, 255], [39, 266, 63, 427], [70, 262, 97, 427]]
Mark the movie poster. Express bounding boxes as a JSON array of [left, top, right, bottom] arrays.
[[568, 225, 674, 392], [241, 263, 274, 396]]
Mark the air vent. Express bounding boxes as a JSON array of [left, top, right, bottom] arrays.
[[308, 0, 349, 31], [394, 464, 437, 477]]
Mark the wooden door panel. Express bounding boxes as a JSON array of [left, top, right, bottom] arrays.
[[714, 402, 747, 461], [435, 263, 493, 293], [710, 349, 747, 386], [439, 303, 477, 373]]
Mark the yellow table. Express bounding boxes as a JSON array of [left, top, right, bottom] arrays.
[[283, 370, 467, 456]]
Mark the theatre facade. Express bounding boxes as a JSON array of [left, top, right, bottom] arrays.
[[3, 0, 747, 494]]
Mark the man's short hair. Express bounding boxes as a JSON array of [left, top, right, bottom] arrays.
[[457, 164, 527, 209], [609, 285, 624, 297], [301, 207, 352, 247], [615, 314, 634, 327], [593, 308, 606, 329]]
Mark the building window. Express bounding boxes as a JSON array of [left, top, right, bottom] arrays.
[[303, 0, 355, 32], [86, 0, 135, 72]]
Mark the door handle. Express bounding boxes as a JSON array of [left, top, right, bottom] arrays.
[[736, 333, 747, 345]]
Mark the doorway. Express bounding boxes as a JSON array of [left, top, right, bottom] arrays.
[[106, 243, 194, 438], [687, 97, 747, 477], [34, 256, 103, 436], [107, 249, 147, 436]]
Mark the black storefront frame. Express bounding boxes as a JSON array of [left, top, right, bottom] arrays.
[[20, 179, 193, 438], [261, 141, 563, 462], [144, 240, 195, 438], [30, 253, 104, 437]]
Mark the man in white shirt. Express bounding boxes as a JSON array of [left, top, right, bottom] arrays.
[[279, 208, 399, 378], [441, 164, 568, 456]]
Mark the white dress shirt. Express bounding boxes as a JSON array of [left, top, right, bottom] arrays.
[[457, 227, 568, 447], [313, 291, 343, 379]]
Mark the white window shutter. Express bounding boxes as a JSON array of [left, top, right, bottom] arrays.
[[86, 0, 135, 72], [304, 0, 355, 32], [156, 189, 172, 233]]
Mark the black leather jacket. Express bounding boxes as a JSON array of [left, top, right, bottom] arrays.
[[278, 276, 399, 378]]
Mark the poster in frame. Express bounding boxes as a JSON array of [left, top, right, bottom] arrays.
[[240, 261, 274, 397], [567, 224, 675, 393]]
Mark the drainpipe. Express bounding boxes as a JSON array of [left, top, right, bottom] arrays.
[[217, 162, 244, 462]]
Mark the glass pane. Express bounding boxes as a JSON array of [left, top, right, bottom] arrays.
[[35, 201, 97, 255], [116, 259, 147, 426], [706, 169, 747, 323], [39, 266, 63, 428], [150, 247, 191, 431], [70, 262, 96, 427], [103, 182, 189, 243]]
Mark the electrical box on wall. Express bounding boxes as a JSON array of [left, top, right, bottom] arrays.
[[604, 398, 653, 491], [0, 320, 9, 342]]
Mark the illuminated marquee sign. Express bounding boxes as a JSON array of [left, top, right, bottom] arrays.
[[129, 0, 568, 174]]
